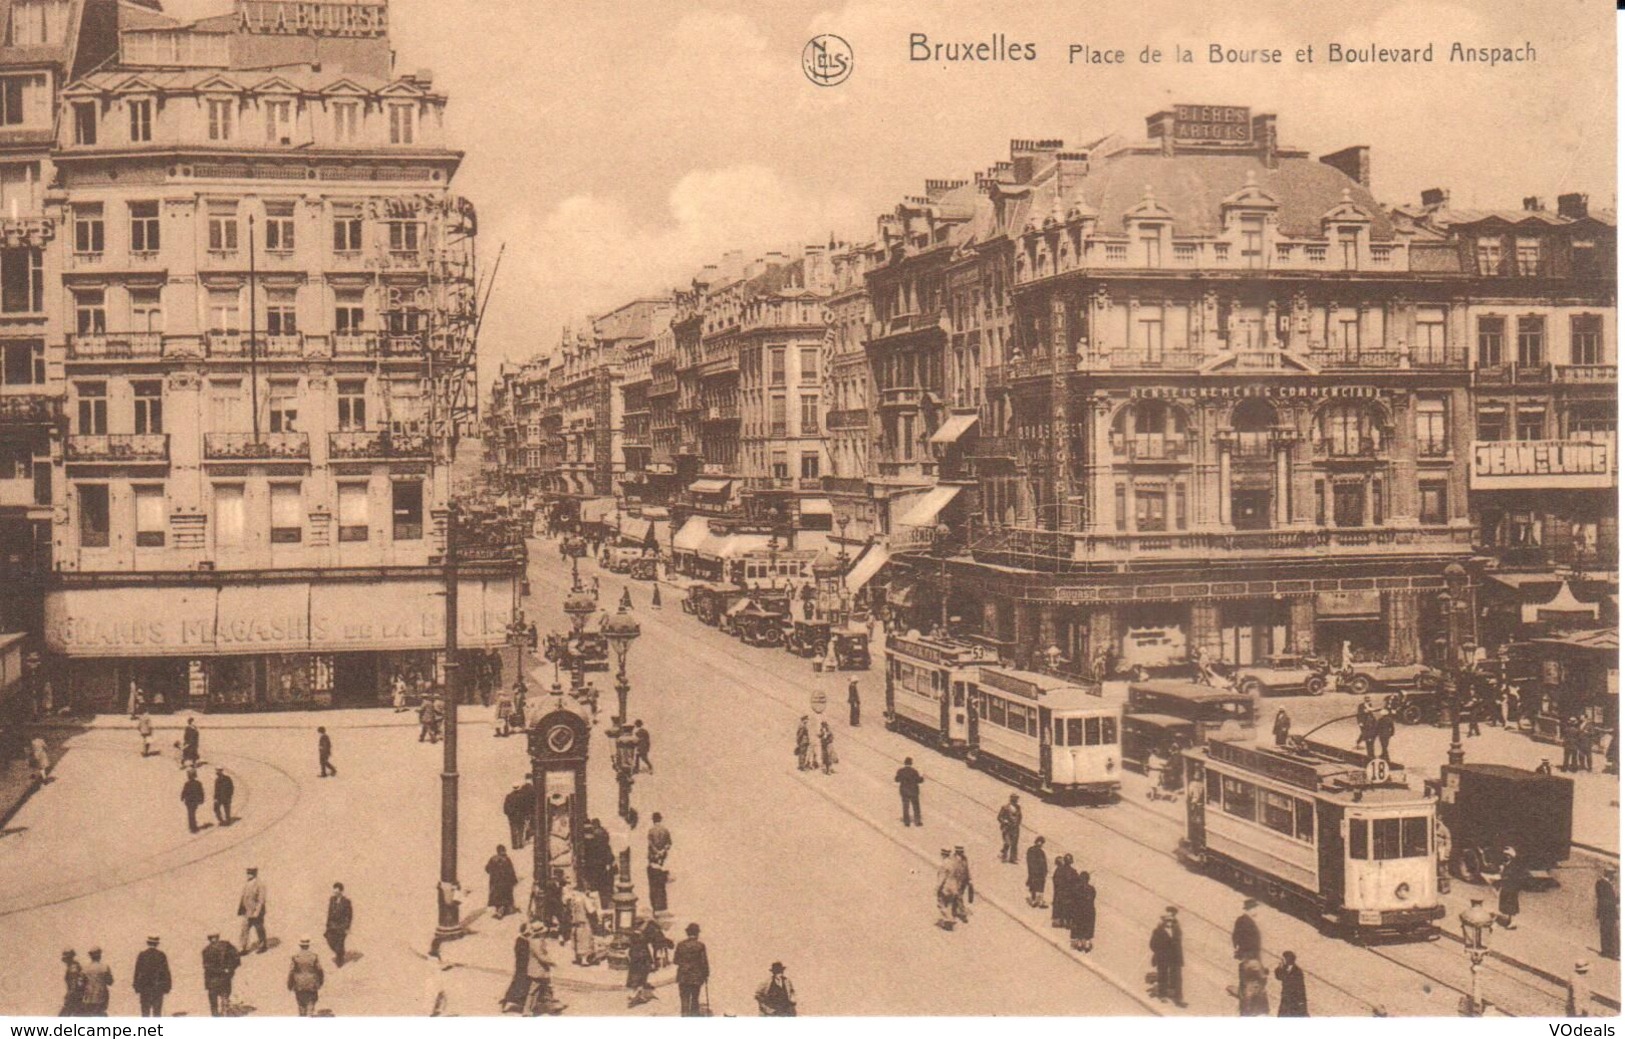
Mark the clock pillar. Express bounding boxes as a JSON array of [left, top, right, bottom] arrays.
[[528, 707, 591, 895]]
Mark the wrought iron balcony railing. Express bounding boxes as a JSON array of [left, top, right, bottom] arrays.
[[203, 431, 310, 460], [328, 430, 430, 460], [67, 433, 169, 462]]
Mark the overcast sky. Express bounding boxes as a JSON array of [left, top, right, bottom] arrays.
[[163, 0, 1615, 381]]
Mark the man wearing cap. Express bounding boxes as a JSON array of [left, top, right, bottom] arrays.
[[132, 936, 171, 1017], [238, 867, 268, 954], [673, 922, 709, 1017], [201, 932, 240, 1016], [180, 768, 206, 833], [1596, 867, 1619, 960], [213, 767, 235, 827], [1232, 897, 1262, 986], [1568, 959, 1594, 1017], [59, 950, 85, 1017], [325, 882, 354, 967], [80, 947, 112, 1016], [755, 961, 797, 1016], [287, 938, 324, 1016], [997, 794, 1023, 863], [1149, 909, 1184, 1007]]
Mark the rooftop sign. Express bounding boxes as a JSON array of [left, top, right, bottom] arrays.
[[1173, 104, 1252, 143], [236, 1, 388, 38]]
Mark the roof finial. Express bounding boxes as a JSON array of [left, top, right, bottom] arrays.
[[1342, 188, 1352, 201], [1245, 170, 1257, 186]]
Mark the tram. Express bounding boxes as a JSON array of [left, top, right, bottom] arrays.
[[883, 631, 999, 752], [1178, 738, 1445, 941], [968, 666, 1121, 802]]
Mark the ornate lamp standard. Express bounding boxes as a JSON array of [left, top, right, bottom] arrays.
[[562, 585, 598, 691], [1439, 561, 1471, 767], [602, 604, 642, 728], [1459, 897, 1496, 1015]]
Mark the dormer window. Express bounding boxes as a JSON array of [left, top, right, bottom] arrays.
[[332, 101, 359, 143], [72, 101, 96, 145], [1338, 228, 1359, 269], [207, 97, 233, 141], [264, 99, 293, 144], [1240, 215, 1265, 268], [1515, 237, 1541, 277], [388, 103, 415, 145], [1139, 231, 1161, 267], [1476, 238, 1502, 276]]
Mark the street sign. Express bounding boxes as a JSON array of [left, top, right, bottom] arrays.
[[811, 689, 827, 714]]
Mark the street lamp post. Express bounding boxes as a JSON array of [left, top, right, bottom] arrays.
[[1441, 562, 1470, 767], [562, 584, 597, 691], [835, 515, 851, 625], [433, 502, 464, 950], [602, 604, 642, 727], [1459, 897, 1496, 1015]]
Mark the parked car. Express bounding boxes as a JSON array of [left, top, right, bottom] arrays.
[[1342, 660, 1440, 697], [1234, 654, 1331, 697], [602, 545, 643, 574]]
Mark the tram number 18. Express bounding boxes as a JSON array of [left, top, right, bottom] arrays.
[[1365, 759, 1390, 784]]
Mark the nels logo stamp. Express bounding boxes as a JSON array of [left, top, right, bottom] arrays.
[[803, 34, 853, 86]]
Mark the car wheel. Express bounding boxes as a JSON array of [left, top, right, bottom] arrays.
[[1400, 702, 1423, 726], [1240, 678, 1263, 698], [1348, 674, 1372, 696], [1304, 675, 1326, 696]]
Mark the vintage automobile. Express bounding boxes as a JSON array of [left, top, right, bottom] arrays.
[[628, 557, 659, 582], [1234, 654, 1331, 697], [561, 535, 588, 559], [1383, 687, 1445, 726], [1436, 762, 1573, 886], [694, 583, 747, 627], [830, 627, 871, 670], [543, 631, 610, 674], [735, 603, 785, 647], [787, 620, 832, 658], [602, 545, 643, 574], [1342, 660, 1441, 697]]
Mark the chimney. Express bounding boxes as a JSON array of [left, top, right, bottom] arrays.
[[923, 178, 968, 201], [1420, 187, 1450, 209], [1056, 151, 1091, 197], [695, 264, 718, 290], [1557, 192, 1589, 219], [720, 250, 745, 280], [1009, 138, 1064, 185], [414, 68, 434, 89], [1146, 110, 1177, 156], [1252, 113, 1278, 169], [763, 250, 789, 266], [1522, 196, 1544, 212], [1319, 146, 1370, 189]]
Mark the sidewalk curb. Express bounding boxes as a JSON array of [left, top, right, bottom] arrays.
[[1434, 927, 1621, 1012]]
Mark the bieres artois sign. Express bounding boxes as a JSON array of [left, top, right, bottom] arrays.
[[1172, 104, 1252, 142]]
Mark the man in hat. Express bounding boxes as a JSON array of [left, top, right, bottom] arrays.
[[1498, 845, 1527, 930], [523, 922, 563, 1015], [1568, 959, 1594, 1017], [1596, 867, 1620, 960], [951, 845, 974, 923], [213, 767, 235, 826], [79, 947, 112, 1016], [60, 949, 85, 1016], [201, 933, 240, 1017], [1232, 898, 1262, 987], [895, 757, 925, 826], [317, 726, 336, 778], [503, 782, 529, 850], [181, 717, 200, 769], [180, 768, 206, 832], [132, 936, 171, 1017], [935, 848, 961, 930], [673, 922, 709, 1017], [238, 867, 268, 954], [634, 720, 653, 774], [287, 938, 324, 1016], [755, 961, 797, 1016], [647, 812, 672, 913], [997, 794, 1023, 863], [1149, 909, 1184, 1007], [325, 882, 353, 967], [1025, 835, 1049, 908], [848, 679, 860, 727]]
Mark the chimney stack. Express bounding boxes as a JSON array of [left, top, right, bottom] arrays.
[[1522, 196, 1544, 212], [1557, 192, 1589, 219], [1319, 146, 1370, 189], [1420, 187, 1450, 209], [1146, 110, 1177, 156], [1252, 113, 1278, 169]]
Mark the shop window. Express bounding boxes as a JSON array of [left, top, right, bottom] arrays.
[[392, 479, 423, 540], [270, 482, 302, 543], [134, 485, 164, 547], [78, 483, 109, 547]]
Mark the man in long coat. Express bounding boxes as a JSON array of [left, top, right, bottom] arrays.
[[1052, 854, 1078, 930], [324, 883, 353, 967], [212, 768, 235, 826], [503, 784, 529, 850], [1498, 846, 1527, 928], [181, 769, 206, 832], [79, 948, 112, 1016], [181, 718, 200, 769], [1149, 911, 1184, 1007], [201, 933, 240, 1017], [1597, 868, 1620, 961], [131, 937, 171, 1017], [60, 949, 85, 1016], [647, 812, 673, 913], [1025, 835, 1049, 908], [238, 868, 268, 954], [1232, 897, 1262, 986], [673, 922, 709, 1017], [1275, 950, 1309, 1016], [286, 938, 324, 1016], [485, 846, 519, 919]]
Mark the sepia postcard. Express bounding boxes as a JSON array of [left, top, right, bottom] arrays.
[[0, 0, 1616, 1026]]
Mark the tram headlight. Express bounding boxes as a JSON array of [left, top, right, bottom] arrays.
[[1394, 882, 1412, 902]]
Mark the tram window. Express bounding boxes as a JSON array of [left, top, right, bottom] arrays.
[[1221, 776, 1256, 820], [1085, 717, 1102, 745], [953, 684, 965, 708], [1066, 717, 1084, 746], [1349, 818, 1369, 860], [989, 698, 1006, 727], [1295, 800, 1315, 841], [1261, 791, 1295, 836], [1401, 817, 1429, 858], [1102, 717, 1118, 744], [1372, 818, 1403, 860], [1206, 770, 1222, 803]]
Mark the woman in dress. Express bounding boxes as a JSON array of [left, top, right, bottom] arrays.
[[625, 920, 655, 1007], [1051, 854, 1076, 931], [1070, 870, 1097, 952], [499, 924, 532, 1013], [568, 887, 598, 966], [818, 721, 836, 774]]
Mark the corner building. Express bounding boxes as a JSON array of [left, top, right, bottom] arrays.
[[43, 0, 513, 712]]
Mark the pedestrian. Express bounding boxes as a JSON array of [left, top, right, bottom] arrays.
[[998, 794, 1023, 863], [391, 674, 409, 712], [1579, 718, 1596, 772], [848, 679, 861, 726], [1233, 898, 1262, 986], [755, 961, 797, 1016], [647, 812, 672, 913], [1052, 853, 1077, 930], [503, 783, 529, 850], [584, 819, 616, 909], [486, 845, 519, 919], [651, 582, 662, 609], [287, 938, 324, 1016], [418, 697, 437, 743], [29, 734, 50, 784], [795, 716, 813, 771], [1498, 845, 1527, 929], [1025, 835, 1049, 908], [635, 720, 653, 774], [951, 845, 974, 923], [674, 922, 709, 1017], [626, 919, 656, 1008], [180, 717, 200, 769], [1071, 870, 1096, 952], [425, 958, 454, 1017], [1273, 708, 1291, 746], [80, 947, 112, 1016], [895, 756, 924, 826], [934, 848, 962, 930], [1376, 709, 1395, 762], [1537, 757, 1555, 776], [1238, 954, 1271, 1016], [1356, 708, 1378, 762], [1568, 959, 1594, 1017], [60, 949, 85, 1016], [213, 767, 235, 826], [238, 867, 268, 954], [1275, 950, 1309, 1016], [501, 925, 531, 1014], [818, 720, 836, 774], [620, 586, 633, 611], [137, 710, 154, 757], [132, 936, 171, 1017], [568, 886, 598, 966], [1464, 692, 1482, 737], [181, 768, 206, 832], [1596, 868, 1620, 960], [201, 933, 240, 1017], [1149, 910, 1184, 1007], [494, 686, 513, 737], [324, 882, 353, 967], [315, 726, 337, 777]]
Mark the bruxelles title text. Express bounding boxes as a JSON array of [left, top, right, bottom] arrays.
[[906, 34, 1535, 68]]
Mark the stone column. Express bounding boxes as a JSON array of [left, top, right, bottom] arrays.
[[1014, 600, 1039, 667], [1217, 435, 1234, 528], [1189, 602, 1222, 662], [1383, 589, 1421, 665], [1273, 437, 1291, 527], [1088, 396, 1116, 534], [1287, 596, 1316, 655]]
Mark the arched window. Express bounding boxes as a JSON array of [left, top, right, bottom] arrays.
[[1231, 399, 1277, 457], [1318, 402, 1382, 456]]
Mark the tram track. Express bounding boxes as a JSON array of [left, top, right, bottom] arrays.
[[542, 552, 1564, 1016]]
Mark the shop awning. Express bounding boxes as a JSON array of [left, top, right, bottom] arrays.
[[844, 544, 890, 594], [1530, 628, 1618, 655], [929, 413, 979, 445], [672, 516, 710, 553], [1487, 572, 1564, 594], [800, 498, 833, 516], [897, 485, 962, 528], [689, 478, 732, 495], [1315, 589, 1381, 620], [1523, 580, 1601, 625], [618, 518, 653, 545], [579, 498, 617, 524]]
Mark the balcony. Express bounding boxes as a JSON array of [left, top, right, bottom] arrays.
[[1313, 438, 1383, 460], [332, 332, 379, 357], [203, 431, 310, 461], [1473, 361, 1553, 386], [970, 523, 1474, 570], [1081, 350, 1203, 372], [1557, 364, 1617, 385], [869, 311, 950, 343], [263, 334, 305, 357], [1470, 439, 1615, 490], [878, 385, 921, 409], [68, 332, 164, 360], [825, 408, 868, 431], [206, 332, 303, 358], [328, 430, 430, 461], [1112, 435, 1192, 463], [0, 393, 60, 424], [67, 433, 169, 463], [1310, 350, 1404, 370]]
